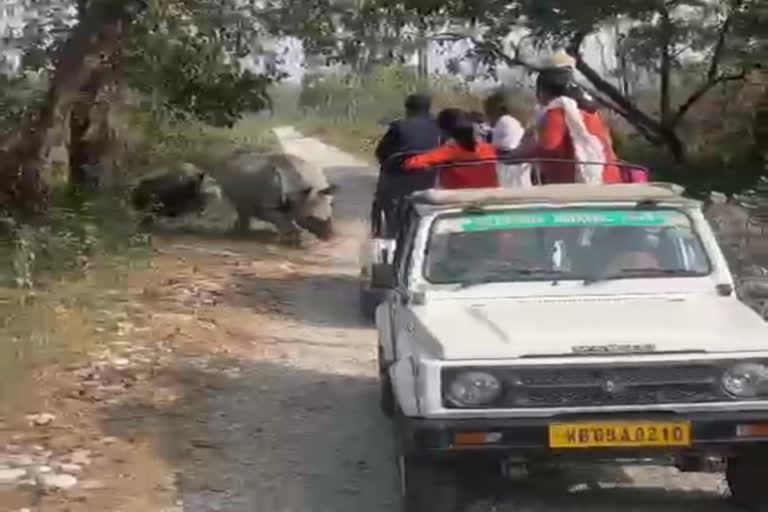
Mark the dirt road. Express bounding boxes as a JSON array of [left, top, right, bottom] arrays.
[[0, 128, 741, 511]]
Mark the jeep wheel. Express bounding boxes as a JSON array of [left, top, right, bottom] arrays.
[[727, 450, 768, 510], [378, 347, 395, 417], [398, 455, 462, 512], [379, 370, 395, 418]]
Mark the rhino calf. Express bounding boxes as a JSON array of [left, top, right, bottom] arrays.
[[213, 151, 337, 242]]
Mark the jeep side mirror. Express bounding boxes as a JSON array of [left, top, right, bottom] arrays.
[[741, 279, 768, 300], [371, 263, 397, 289]]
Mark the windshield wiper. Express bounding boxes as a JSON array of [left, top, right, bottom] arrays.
[[583, 268, 703, 285], [459, 268, 567, 289]]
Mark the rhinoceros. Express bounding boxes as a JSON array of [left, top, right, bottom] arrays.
[[212, 150, 337, 241], [131, 163, 221, 225]]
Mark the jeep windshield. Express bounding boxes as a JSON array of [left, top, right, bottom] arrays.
[[423, 207, 711, 285]]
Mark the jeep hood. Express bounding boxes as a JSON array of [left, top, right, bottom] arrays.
[[413, 296, 768, 360]]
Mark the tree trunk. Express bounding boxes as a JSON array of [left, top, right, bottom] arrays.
[[69, 70, 109, 190], [755, 76, 768, 170], [660, 127, 686, 163], [417, 24, 429, 79], [659, 8, 673, 126], [0, 0, 143, 215]]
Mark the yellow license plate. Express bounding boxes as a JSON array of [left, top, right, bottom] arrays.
[[549, 421, 691, 448]]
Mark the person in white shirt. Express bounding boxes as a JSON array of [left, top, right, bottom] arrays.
[[483, 90, 531, 188]]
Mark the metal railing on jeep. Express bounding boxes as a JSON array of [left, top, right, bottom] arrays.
[[371, 153, 652, 239]]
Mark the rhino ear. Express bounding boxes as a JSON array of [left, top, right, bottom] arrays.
[[319, 184, 338, 195]]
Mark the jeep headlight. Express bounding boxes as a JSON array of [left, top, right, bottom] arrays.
[[447, 371, 502, 407], [722, 363, 768, 398]]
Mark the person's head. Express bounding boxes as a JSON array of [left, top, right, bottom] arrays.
[[535, 67, 573, 105], [436, 108, 464, 134], [535, 67, 599, 113], [404, 93, 432, 117], [448, 112, 478, 152]]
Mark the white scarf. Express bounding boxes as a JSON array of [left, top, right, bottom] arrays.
[[535, 96, 606, 184]]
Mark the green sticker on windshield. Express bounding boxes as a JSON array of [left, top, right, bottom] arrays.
[[460, 209, 676, 231]]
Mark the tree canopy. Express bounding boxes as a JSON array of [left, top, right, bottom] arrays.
[[0, 0, 283, 211], [279, 0, 764, 161], [0, 0, 764, 212]]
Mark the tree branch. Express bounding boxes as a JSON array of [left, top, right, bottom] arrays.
[[666, 0, 748, 127], [567, 31, 686, 160], [583, 87, 664, 144], [707, 0, 744, 83], [659, 6, 673, 125], [566, 33, 666, 136], [672, 69, 749, 126], [430, 32, 543, 71]]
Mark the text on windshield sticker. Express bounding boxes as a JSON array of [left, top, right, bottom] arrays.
[[458, 209, 683, 232]]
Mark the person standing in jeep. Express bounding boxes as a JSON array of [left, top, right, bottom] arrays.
[[372, 94, 442, 236], [375, 93, 441, 167]]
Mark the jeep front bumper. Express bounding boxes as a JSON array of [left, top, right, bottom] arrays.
[[397, 411, 768, 459]]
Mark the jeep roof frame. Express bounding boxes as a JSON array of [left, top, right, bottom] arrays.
[[407, 183, 698, 213]]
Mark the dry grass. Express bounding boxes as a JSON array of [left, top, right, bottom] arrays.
[[0, 251, 151, 410]]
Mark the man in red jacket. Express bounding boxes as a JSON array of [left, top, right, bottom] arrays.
[[507, 67, 622, 184]]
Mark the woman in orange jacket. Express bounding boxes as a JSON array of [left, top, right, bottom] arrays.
[[403, 111, 499, 189]]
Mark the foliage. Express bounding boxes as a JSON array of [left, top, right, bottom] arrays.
[[0, 74, 46, 136], [316, 0, 763, 163], [259, 0, 443, 72], [122, 103, 278, 175], [292, 65, 534, 157], [7, 0, 279, 128], [0, 190, 149, 288], [120, 0, 282, 127]]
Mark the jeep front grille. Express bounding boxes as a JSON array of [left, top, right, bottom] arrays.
[[442, 364, 732, 409]]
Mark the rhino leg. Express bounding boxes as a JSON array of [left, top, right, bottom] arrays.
[[234, 208, 251, 233], [258, 209, 302, 246]]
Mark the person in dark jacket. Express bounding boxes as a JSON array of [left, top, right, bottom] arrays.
[[374, 94, 441, 166], [372, 94, 441, 237]]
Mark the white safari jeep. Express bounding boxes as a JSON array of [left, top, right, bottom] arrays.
[[372, 183, 768, 511]]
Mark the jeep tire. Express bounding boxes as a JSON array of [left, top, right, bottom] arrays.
[[398, 454, 462, 512], [727, 450, 768, 510], [378, 346, 395, 417]]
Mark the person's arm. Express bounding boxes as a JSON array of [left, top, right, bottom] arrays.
[[493, 116, 525, 151], [403, 144, 460, 170], [500, 109, 567, 160], [500, 129, 538, 159], [375, 123, 399, 164]]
